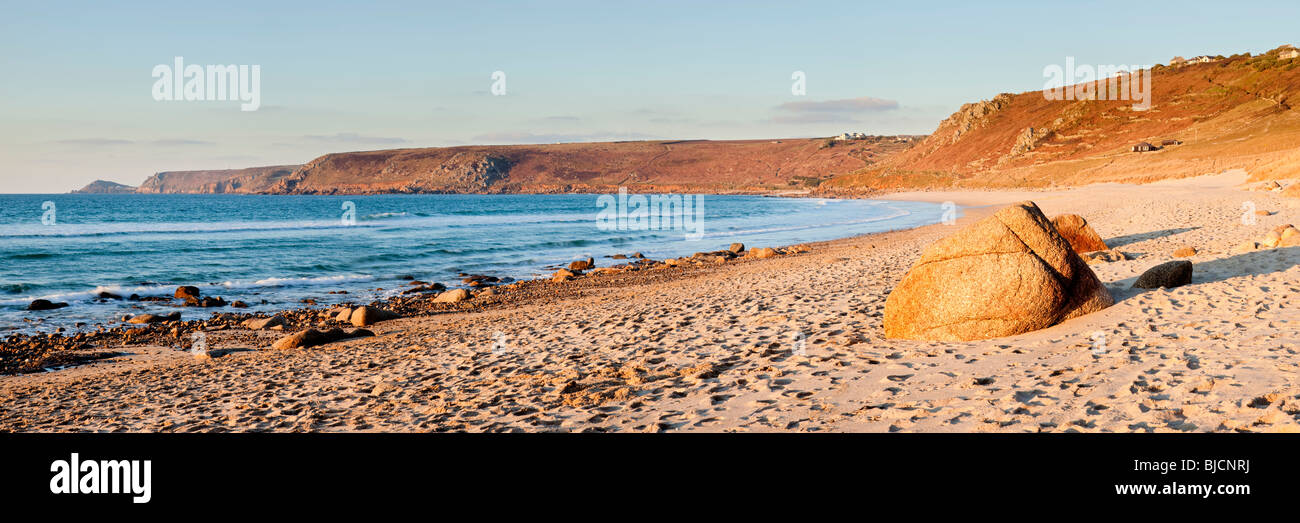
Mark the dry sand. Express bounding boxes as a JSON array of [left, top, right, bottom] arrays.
[[3, 171, 1299, 432]]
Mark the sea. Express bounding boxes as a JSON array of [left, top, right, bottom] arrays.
[[0, 193, 953, 335]]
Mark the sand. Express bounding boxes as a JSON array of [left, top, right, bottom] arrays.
[[3, 171, 1299, 432]]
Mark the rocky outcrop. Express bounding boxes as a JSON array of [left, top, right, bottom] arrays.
[[940, 94, 1015, 146], [1050, 214, 1109, 253], [883, 201, 1114, 341], [71, 180, 136, 194]]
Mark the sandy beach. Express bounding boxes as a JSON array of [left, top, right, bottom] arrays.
[[2, 171, 1298, 433]]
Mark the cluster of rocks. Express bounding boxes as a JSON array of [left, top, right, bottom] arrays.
[[270, 327, 374, 350], [25, 285, 248, 316], [1251, 180, 1284, 192], [1234, 224, 1300, 252]]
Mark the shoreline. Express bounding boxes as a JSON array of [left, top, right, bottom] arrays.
[[2, 193, 946, 340], [4, 171, 1299, 432]]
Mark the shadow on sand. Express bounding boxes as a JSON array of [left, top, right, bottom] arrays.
[[1107, 246, 1299, 303], [1105, 227, 1200, 249]]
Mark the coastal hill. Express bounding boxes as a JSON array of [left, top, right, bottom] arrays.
[[73, 138, 918, 195], [71, 180, 136, 194], [827, 45, 1300, 191], [266, 138, 917, 194]]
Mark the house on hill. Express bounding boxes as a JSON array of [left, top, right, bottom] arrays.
[[1280, 46, 1300, 60], [1161, 139, 1182, 146], [1186, 55, 1217, 64], [1132, 142, 1157, 152]]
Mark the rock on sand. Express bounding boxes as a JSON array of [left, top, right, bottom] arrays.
[[1050, 214, 1109, 253], [1133, 260, 1193, 289], [884, 201, 1113, 341]]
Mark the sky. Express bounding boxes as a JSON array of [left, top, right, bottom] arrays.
[[2, 0, 1299, 193]]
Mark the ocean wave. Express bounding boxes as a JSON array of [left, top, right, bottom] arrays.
[[700, 205, 914, 238]]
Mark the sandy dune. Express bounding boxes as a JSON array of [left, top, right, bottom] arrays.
[[3, 171, 1298, 432]]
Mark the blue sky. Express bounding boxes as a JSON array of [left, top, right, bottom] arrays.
[[2, 0, 1299, 192]]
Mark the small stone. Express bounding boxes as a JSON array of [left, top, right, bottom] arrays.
[[349, 306, 398, 327], [433, 288, 471, 303], [127, 311, 181, 324], [242, 315, 286, 330], [568, 257, 595, 271]]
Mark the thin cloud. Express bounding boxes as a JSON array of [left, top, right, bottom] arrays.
[[302, 133, 409, 145], [151, 139, 214, 146], [472, 131, 660, 144], [53, 138, 134, 146], [768, 113, 859, 124], [775, 97, 900, 113]]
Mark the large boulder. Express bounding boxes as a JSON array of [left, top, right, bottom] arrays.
[[568, 257, 595, 271], [884, 202, 1114, 341], [1050, 214, 1109, 253], [1132, 261, 1192, 289], [174, 286, 201, 300]]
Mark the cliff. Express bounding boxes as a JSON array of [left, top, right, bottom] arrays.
[[135, 165, 299, 194], [262, 138, 918, 195]]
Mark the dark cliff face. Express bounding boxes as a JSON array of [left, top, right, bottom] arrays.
[[134, 166, 301, 194], [71, 180, 137, 194]]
